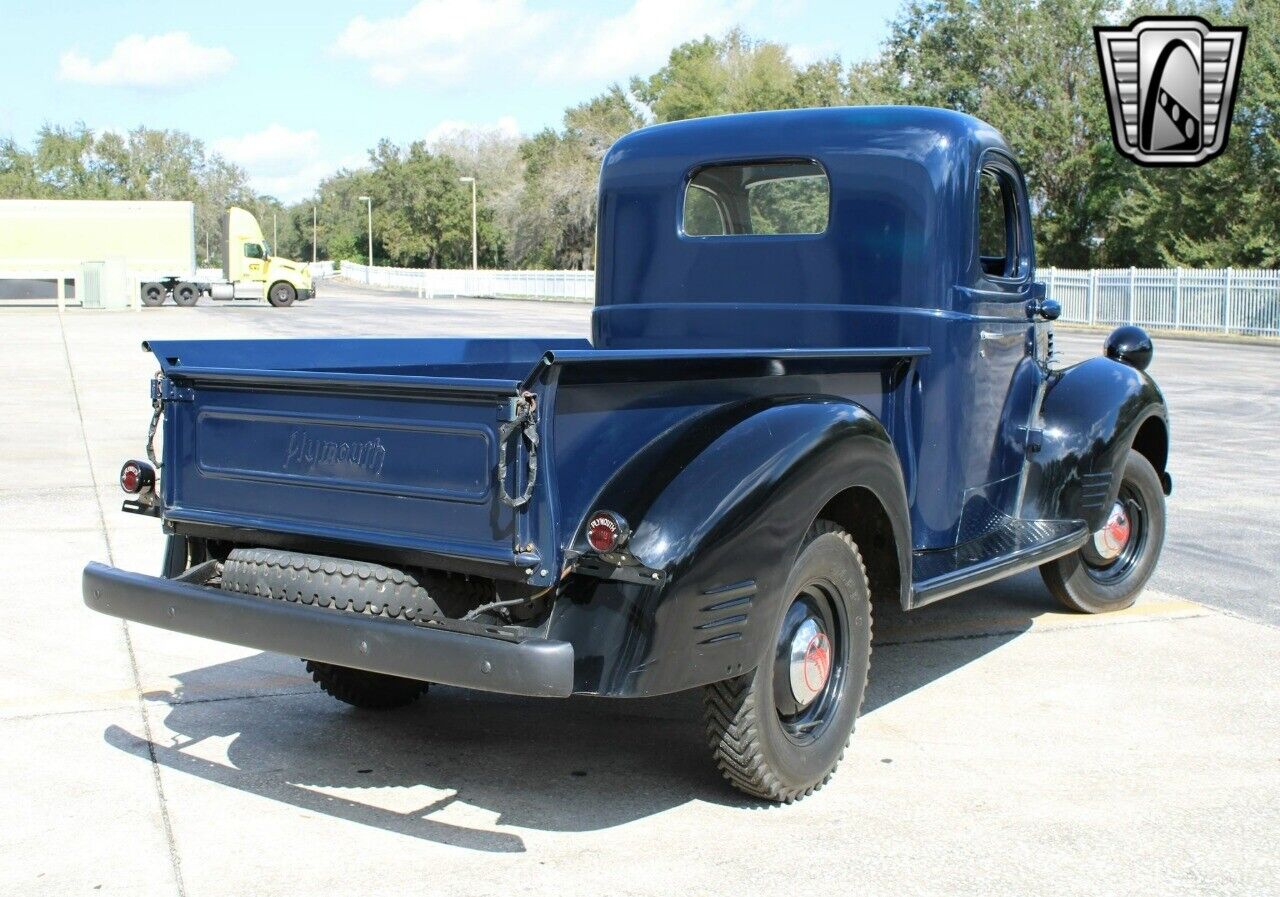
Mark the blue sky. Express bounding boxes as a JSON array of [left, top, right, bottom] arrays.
[[2, 0, 901, 202]]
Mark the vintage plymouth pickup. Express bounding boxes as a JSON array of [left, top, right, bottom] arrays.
[[85, 107, 1170, 802]]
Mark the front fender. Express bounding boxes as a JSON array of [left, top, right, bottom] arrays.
[[548, 397, 910, 697], [1025, 356, 1168, 530]]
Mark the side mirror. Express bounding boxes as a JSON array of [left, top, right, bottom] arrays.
[[1104, 325, 1154, 371]]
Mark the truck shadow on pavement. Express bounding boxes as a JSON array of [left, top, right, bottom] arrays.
[[103, 571, 1053, 853]]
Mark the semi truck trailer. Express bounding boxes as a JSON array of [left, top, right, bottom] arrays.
[[0, 199, 313, 307]]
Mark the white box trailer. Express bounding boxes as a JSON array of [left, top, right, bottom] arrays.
[[0, 199, 194, 307], [0, 200, 313, 308]]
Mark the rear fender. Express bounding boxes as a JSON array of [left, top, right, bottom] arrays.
[[549, 397, 910, 697], [1024, 356, 1168, 530]]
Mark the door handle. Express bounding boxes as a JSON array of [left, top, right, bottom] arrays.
[[979, 328, 1024, 358]]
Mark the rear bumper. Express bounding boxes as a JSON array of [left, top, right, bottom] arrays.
[[82, 562, 574, 697]]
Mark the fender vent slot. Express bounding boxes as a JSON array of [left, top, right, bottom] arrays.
[[696, 613, 748, 630], [696, 581, 755, 643], [699, 580, 756, 611], [698, 632, 743, 646], [1080, 472, 1112, 509]]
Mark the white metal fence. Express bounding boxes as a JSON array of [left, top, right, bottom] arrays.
[[1045, 267, 1280, 338], [335, 261, 1280, 337], [340, 261, 595, 302]]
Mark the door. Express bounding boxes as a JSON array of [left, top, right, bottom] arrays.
[[240, 240, 267, 284], [952, 154, 1042, 543]]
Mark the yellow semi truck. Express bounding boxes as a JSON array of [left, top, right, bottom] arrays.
[[168, 206, 314, 308], [0, 200, 313, 307]]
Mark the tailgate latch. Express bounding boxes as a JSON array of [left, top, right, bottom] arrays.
[[498, 391, 539, 508]]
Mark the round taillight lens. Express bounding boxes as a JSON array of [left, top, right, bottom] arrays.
[[119, 460, 154, 495], [586, 511, 628, 553], [121, 463, 141, 493]]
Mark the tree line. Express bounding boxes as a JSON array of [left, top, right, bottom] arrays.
[[2, 0, 1276, 269]]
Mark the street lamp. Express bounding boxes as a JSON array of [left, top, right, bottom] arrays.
[[358, 195, 373, 282], [312, 204, 318, 265], [459, 176, 477, 270]]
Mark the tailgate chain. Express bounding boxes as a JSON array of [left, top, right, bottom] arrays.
[[498, 391, 539, 508], [146, 372, 164, 469]]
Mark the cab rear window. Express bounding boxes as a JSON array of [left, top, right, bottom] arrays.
[[683, 161, 829, 237]]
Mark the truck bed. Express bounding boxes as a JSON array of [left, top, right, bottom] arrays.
[[145, 337, 927, 589]]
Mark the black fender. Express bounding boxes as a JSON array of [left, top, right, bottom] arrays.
[[1024, 356, 1169, 530], [547, 396, 910, 697]]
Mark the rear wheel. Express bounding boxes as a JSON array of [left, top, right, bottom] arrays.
[[268, 281, 297, 307], [704, 522, 872, 802], [140, 282, 166, 306], [219, 548, 496, 708], [305, 660, 428, 710], [1040, 450, 1166, 613], [172, 282, 200, 306]]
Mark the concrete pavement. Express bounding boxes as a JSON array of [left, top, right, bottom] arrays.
[[2, 284, 1277, 896]]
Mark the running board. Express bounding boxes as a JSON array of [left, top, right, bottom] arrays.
[[910, 519, 1089, 608]]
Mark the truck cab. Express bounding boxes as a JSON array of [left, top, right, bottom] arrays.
[[217, 206, 314, 307], [85, 107, 1170, 802]]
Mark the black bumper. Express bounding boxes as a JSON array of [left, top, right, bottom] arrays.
[[82, 562, 573, 697], [298, 287, 315, 301]]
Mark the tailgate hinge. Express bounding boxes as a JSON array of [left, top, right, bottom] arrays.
[[152, 376, 194, 404]]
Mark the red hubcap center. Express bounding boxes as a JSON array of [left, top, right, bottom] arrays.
[[802, 633, 832, 693]]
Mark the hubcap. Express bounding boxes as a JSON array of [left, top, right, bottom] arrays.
[[788, 617, 832, 707], [772, 583, 846, 743], [1092, 501, 1131, 561]]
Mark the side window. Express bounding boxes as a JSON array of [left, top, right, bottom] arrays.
[[243, 243, 264, 259], [683, 160, 829, 236], [976, 166, 1024, 279], [684, 186, 726, 236]]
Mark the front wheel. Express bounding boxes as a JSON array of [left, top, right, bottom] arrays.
[[268, 281, 297, 307], [1040, 449, 1166, 613], [704, 522, 872, 802]]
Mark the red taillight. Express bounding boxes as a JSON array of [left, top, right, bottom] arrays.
[[586, 511, 629, 553], [120, 460, 154, 495]]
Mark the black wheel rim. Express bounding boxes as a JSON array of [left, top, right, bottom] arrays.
[[1083, 483, 1147, 585], [772, 580, 848, 745]]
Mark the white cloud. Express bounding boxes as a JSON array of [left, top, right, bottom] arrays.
[[541, 0, 752, 82], [214, 124, 322, 177], [333, 0, 551, 86], [333, 0, 749, 87], [213, 125, 364, 202], [58, 32, 234, 88], [424, 115, 521, 146]]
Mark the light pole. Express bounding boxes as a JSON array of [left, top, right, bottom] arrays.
[[272, 213, 278, 257], [459, 176, 477, 270], [358, 195, 373, 282], [312, 205, 318, 264]]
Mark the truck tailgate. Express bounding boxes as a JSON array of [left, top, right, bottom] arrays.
[[146, 338, 586, 582]]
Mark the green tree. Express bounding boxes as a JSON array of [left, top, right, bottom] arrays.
[[632, 29, 801, 122], [514, 85, 646, 268]]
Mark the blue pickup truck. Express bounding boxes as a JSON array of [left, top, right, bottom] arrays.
[[85, 107, 1171, 802]]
